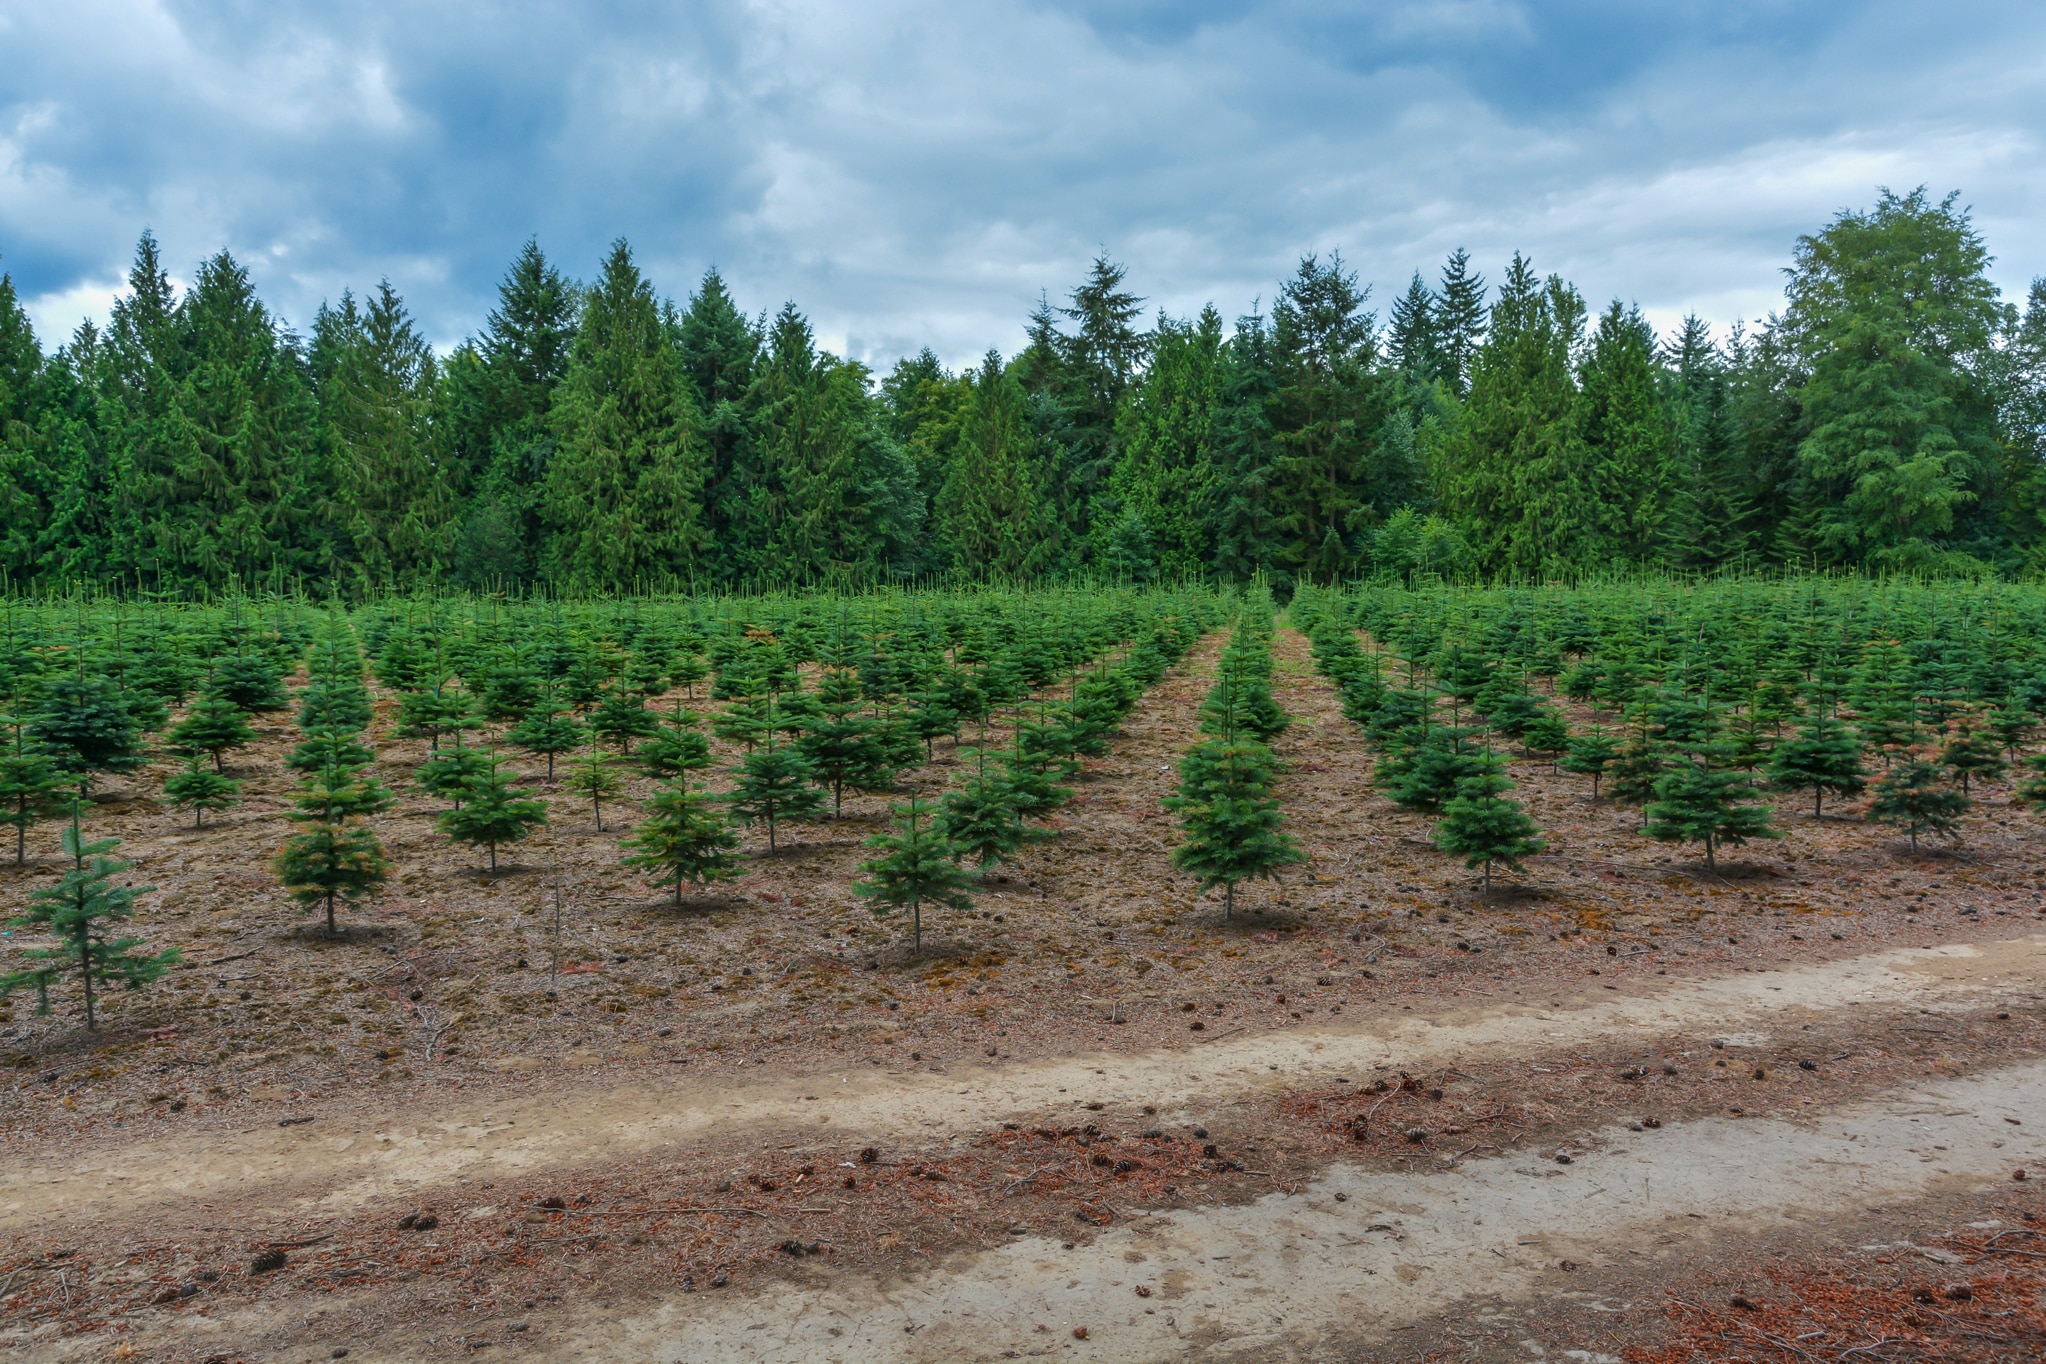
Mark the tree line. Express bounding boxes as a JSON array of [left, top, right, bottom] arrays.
[[2, 187, 2043, 593]]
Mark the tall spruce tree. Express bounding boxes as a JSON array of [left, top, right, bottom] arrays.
[[1432, 247, 1488, 399], [1578, 302, 1676, 564]]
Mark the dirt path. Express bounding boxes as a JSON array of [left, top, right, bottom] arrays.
[[8, 934, 2038, 1237]]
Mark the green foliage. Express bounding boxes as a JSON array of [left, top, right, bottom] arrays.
[[166, 692, 258, 772], [854, 795, 975, 954], [1644, 762, 1782, 870], [506, 704, 586, 779], [797, 666, 888, 814], [1433, 768, 1546, 893], [207, 654, 288, 712], [1938, 716, 2007, 793], [637, 713, 713, 780], [1869, 756, 1971, 852], [2, 816, 177, 1030], [164, 753, 241, 828], [275, 819, 392, 935], [622, 783, 742, 903], [30, 675, 144, 789], [1767, 713, 1866, 817], [0, 714, 69, 864], [287, 729, 376, 776], [563, 751, 624, 832], [437, 750, 547, 871], [588, 689, 660, 753], [727, 723, 824, 853], [937, 750, 1038, 873], [416, 743, 493, 809]]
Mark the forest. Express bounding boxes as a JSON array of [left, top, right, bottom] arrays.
[[1, 187, 2044, 595]]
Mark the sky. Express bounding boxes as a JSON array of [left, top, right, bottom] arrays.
[[3, 0, 2044, 370]]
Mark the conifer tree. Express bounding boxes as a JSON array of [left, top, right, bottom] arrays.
[[622, 782, 742, 904], [1163, 728, 1303, 920], [167, 692, 258, 772], [507, 701, 585, 779], [1938, 716, 2006, 794], [1434, 768, 1546, 895], [438, 751, 547, 872], [937, 748, 1036, 875], [275, 810, 392, 935], [637, 711, 713, 780], [287, 729, 376, 776], [1644, 762, 1781, 870], [564, 751, 624, 832], [30, 674, 145, 794], [1870, 756, 1970, 853], [727, 714, 824, 853], [1607, 729, 1667, 828], [799, 665, 886, 815], [164, 752, 240, 828], [1433, 247, 1488, 398], [0, 713, 69, 863], [398, 681, 478, 752], [207, 653, 288, 712], [589, 689, 660, 754], [1767, 713, 1866, 817], [416, 741, 493, 810], [2, 813, 178, 1030], [855, 795, 974, 954]]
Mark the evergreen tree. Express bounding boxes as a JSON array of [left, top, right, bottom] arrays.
[[1434, 767, 1546, 894], [1111, 307, 1224, 577], [1578, 301, 1676, 563], [1606, 728, 1667, 827], [854, 795, 975, 954], [1269, 252, 1382, 583], [564, 751, 623, 832], [1432, 247, 1488, 399], [287, 729, 375, 776], [398, 681, 479, 751], [637, 712, 713, 780], [30, 674, 145, 793], [621, 782, 742, 904], [540, 240, 708, 589], [0, 712, 69, 863], [1207, 308, 1284, 582], [416, 742, 493, 810], [1767, 712, 1866, 817], [1644, 762, 1781, 870], [2, 814, 177, 1029], [727, 719, 824, 853], [167, 692, 258, 773], [1387, 271, 1439, 379], [798, 665, 886, 815], [1938, 715, 2006, 794], [507, 702, 585, 779], [937, 747, 1036, 874], [164, 752, 240, 828], [1869, 756, 1970, 853], [1163, 734, 1303, 919], [589, 688, 660, 754], [935, 352, 1057, 578], [438, 751, 546, 872], [207, 653, 288, 712]]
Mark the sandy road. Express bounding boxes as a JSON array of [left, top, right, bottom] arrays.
[[7, 935, 2041, 1235]]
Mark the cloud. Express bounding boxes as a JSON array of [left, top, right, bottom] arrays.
[[1, 0, 2042, 367]]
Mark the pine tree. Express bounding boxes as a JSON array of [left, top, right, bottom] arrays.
[[1387, 272, 1440, 379], [0, 713, 69, 863], [1644, 762, 1781, 870], [1434, 768, 1546, 894], [398, 682, 478, 752], [287, 729, 376, 776], [30, 674, 145, 793], [622, 783, 742, 904], [275, 818, 391, 936], [164, 753, 240, 828], [798, 666, 886, 815], [506, 702, 585, 779], [1433, 247, 1487, 398], [1607, 729, 1667, 827], [855, 795, 975, 954], [1869, 756, 1970, 853], [1523, 711, 1571, 763], [1578, 302, 1677, 563], [564, 751, 624, 832], [937, 748, 1036, 875], [2, 814, 177, 1030], [727, 722, 824, 853], [1767, 713, 1866, 817], [637, 712, 713, 780], [1163, 735, 1303, 919], [589, 689, 660, 754], [416, 742, 493, 810], [167, 692, 258, 773], [1938, 716, 2006, 794], [207, 654, 288, 712], [438, 751, 547, 872]]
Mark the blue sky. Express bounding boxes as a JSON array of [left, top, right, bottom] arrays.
[[3, 1, 2043, 368]]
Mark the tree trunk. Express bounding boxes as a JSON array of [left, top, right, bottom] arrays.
[[489, 843, 498, 873], [767, 813, 777, 854], [1815, 790, 1823, 819], [78, 922, 95, 1031], [213, 750, 223, 774], [594, 798, 603, 833], [327, 891, 338, 936], [1704, 834, 1716, 871], [914, 898, 922, 954], [1224, 883, 1234, 920], [1483, 861, 1492, 896]]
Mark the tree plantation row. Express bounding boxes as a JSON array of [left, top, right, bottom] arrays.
[[2, 189, 2044, 596], [0, 586, 1230, 1028]]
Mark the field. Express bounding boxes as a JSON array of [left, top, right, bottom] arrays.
[[4, 580, 2046, 1362]]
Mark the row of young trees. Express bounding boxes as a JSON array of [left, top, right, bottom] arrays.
[[4, 190, 2043, 593]]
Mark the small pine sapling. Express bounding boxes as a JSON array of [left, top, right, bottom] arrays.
[[0, 713, 70, 864], [506, 703, 586, 779], [415, 742, 493, 810], [1433, 767, 1546, 895], [937, 748, 1037, 875], [288, 729, 376, 776], [30, 674, 146, 793], [1644, 762, 1782, 871], [1767, 712, 1867, 818], [275, 819, 392, 935], [1162, 737, 1303, 920], [727, 716, 824, 853], [206, 653, 288, 712], [164, 753, 241, 828], [589, 689, 661, 754], [564, 751, 624, 832], [1521, 712, 1571, 765], [438, 751, 547, 872], [1559, 725, 1617, 799], [855, 795, 975, 954], [637, 712, 713, 780], [167, 692, 258, 772], [2, 813, 178, 1030], [622, 783, 743, 905], [1938, 717, 2006, 795], [1869, 756, 1971, 853]]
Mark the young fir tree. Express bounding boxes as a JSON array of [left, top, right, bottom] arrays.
[[506, 702, 585, 779], [398, 682, 478, 752], [798, 666, 886, 815], [287, 729, 376, 776], [1559, 725, 1618, 799], [636, 711, 713, 780], [2, 813, 178, 1030], [1767, 713, 1867, 818], [438, 751, 547, 872], [1433, 768, 1546, 895], [1607, 729, 1668, 828], [0, 713, 70, 864], [30, 674, 146, 795], [2015, 753, 2046, 812], [207, 653, 288, 712], [164, 752, 241, 828], [415, 741, 494, 810], [1869, 756, 1971, 853], [854, 795, 975, 954], [1522, 711, 1571, 765], [1938, 716, 2007, 795], [727, 715, 825, 853], [1162, 720, 1303, 920], [621, 782, 742, 904], [564, 751, 624, 832], [937, 747, 1036, 876], [274, 759, 396, 934], [1644, 762, 1782, 871], [589, 689, 661, 754], [167, 692, 258, 773]]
